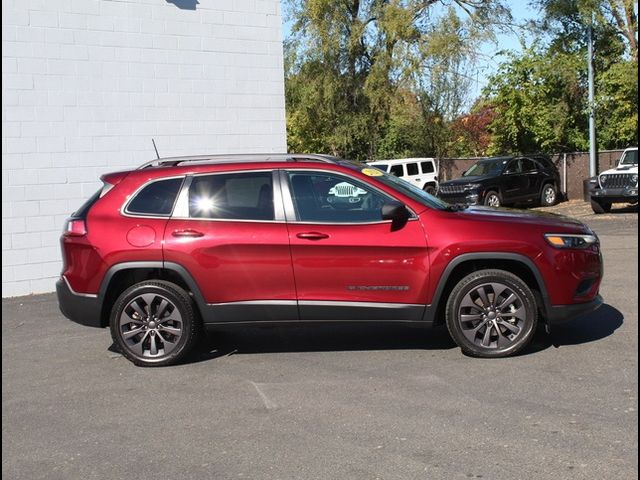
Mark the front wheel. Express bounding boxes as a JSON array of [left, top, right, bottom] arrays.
[[445, 269, 538, 358], [110, 280, 199, 367], [484, 191, 501, 207], [540, 183, 557, 207], [423, 184, 437, 196], [591, 199, 612, 214]]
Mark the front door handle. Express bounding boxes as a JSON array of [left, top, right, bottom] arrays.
[[172, 229, 204, 238], [296, 232, 329, 240]]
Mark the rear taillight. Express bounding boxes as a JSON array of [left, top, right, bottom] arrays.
[[64, 218, 87, 237]]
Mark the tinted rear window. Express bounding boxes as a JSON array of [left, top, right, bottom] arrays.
[[73, 190, 101, 218], [421, 161, 434, 174], [127, 178, 183, 216], [406, 163, 419, 175], [189, 172, 274, 221]]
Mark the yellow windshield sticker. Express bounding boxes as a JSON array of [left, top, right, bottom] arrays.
[[362, 168, 383, 177]]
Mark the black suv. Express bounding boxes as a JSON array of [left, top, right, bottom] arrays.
[[437, 155, 561, 208]]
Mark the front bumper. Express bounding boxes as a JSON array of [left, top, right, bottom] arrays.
[[591, 187, 638, 203], [437, 192, 482, 205], [56, 277, 104, 327], [546, 294, 604, 325]]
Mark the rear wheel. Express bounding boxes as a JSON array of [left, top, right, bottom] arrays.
[[110, 280, 199, 367], [591, 199, 612, 214], [484, 191, 501, 207], [445, 269, 537, 358], [540, 183, 557, 207]]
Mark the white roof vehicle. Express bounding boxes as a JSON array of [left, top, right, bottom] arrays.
[[367, 157, 438, 195], [590, 147, 638, 214]]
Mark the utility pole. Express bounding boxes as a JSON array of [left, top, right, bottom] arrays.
[[587, 13, 597, 177]]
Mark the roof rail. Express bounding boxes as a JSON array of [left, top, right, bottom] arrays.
[[137, 153, 340, 169]]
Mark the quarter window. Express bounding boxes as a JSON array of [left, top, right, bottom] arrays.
[[421, 161, 435, 174], [287, 172, 391, 223], [189, 172, 274, 221], [127, 178, 183, 216]]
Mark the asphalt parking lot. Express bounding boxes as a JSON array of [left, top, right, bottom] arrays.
[[2, 201, 637, 480]]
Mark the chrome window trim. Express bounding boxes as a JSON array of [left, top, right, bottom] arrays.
[[168, 169, 286, 223], [121, 175, 186, 219], [281, 168, 418, 225]]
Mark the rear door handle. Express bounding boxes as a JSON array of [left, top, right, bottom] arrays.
[[296, 232, 329, 240], [172, 229, 204, 238]]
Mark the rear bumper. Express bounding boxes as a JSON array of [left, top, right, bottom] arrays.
[[56, 277, 104, 328], [546, 294, 604, 325]]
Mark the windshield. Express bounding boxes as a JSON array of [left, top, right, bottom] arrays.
[[361, 166, 450, 211], [620, 149, 638, 166], [463, 158, 507, 177]]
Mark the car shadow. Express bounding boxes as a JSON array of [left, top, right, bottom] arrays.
[[108, 304, 623, 364], [186, 323, 457, 364], [521, 303, 624, 355]]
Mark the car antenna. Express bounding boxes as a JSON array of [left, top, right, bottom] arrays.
[[152, 138, 160, 159]]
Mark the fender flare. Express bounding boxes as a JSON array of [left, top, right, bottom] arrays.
[[99, 261, 208, 309], [424, 252, 551, 323]]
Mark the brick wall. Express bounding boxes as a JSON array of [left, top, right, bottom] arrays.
[[2, 0, 287, 297]]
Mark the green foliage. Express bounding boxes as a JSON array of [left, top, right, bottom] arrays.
[[484, 0, 638, 154], [284, 0, 511, 160], [596, 60, 639, 148]]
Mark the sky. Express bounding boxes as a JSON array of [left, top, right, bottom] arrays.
[[471, 2, 538, 98]]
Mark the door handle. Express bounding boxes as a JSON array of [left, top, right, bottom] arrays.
[[172, 229, 204, 238], [296, 232, 329, 240]]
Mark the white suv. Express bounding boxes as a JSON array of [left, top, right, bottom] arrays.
[[367, 158, 438, 195], [590, 147, 638, 214]]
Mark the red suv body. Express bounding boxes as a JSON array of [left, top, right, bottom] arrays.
[[57, 154, 603, 366]]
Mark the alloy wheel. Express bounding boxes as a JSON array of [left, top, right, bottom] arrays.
[[486, 194, 500, 207], [457, 282, 527, 349], [119, 293, 183, 358], [543, 185, 556, 205]]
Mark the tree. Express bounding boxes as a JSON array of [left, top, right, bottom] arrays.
[[483, 0, 638, 154], [284, 0, 511, 160]]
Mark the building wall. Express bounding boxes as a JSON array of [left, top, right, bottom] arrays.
[[2, 0, 287, 297]]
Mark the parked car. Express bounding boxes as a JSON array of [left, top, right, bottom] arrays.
[[367, 158, 438, 195], [589, 147, 638, 214], [437, 155, 561, 208], [57, 153, 602, 366]]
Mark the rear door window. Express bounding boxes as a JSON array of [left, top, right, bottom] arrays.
[[189, 172, 274, 221]]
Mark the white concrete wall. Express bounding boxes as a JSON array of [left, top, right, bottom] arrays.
[[2, 0, 287, 297]]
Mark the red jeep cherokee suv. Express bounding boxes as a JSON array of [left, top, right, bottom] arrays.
[[57, 154, 603, 366]]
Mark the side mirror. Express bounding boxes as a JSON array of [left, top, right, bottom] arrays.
[[381, 201, 411, 231], [461, 170, 467, 176]]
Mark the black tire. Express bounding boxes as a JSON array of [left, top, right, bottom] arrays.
[[423, 184, 437, 196], [484, 191, 501, 207], [445, 269, 538, 358], [540, 183, 557, 207], [591, 199, 611, 214], [110, 280, 199, 367]]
